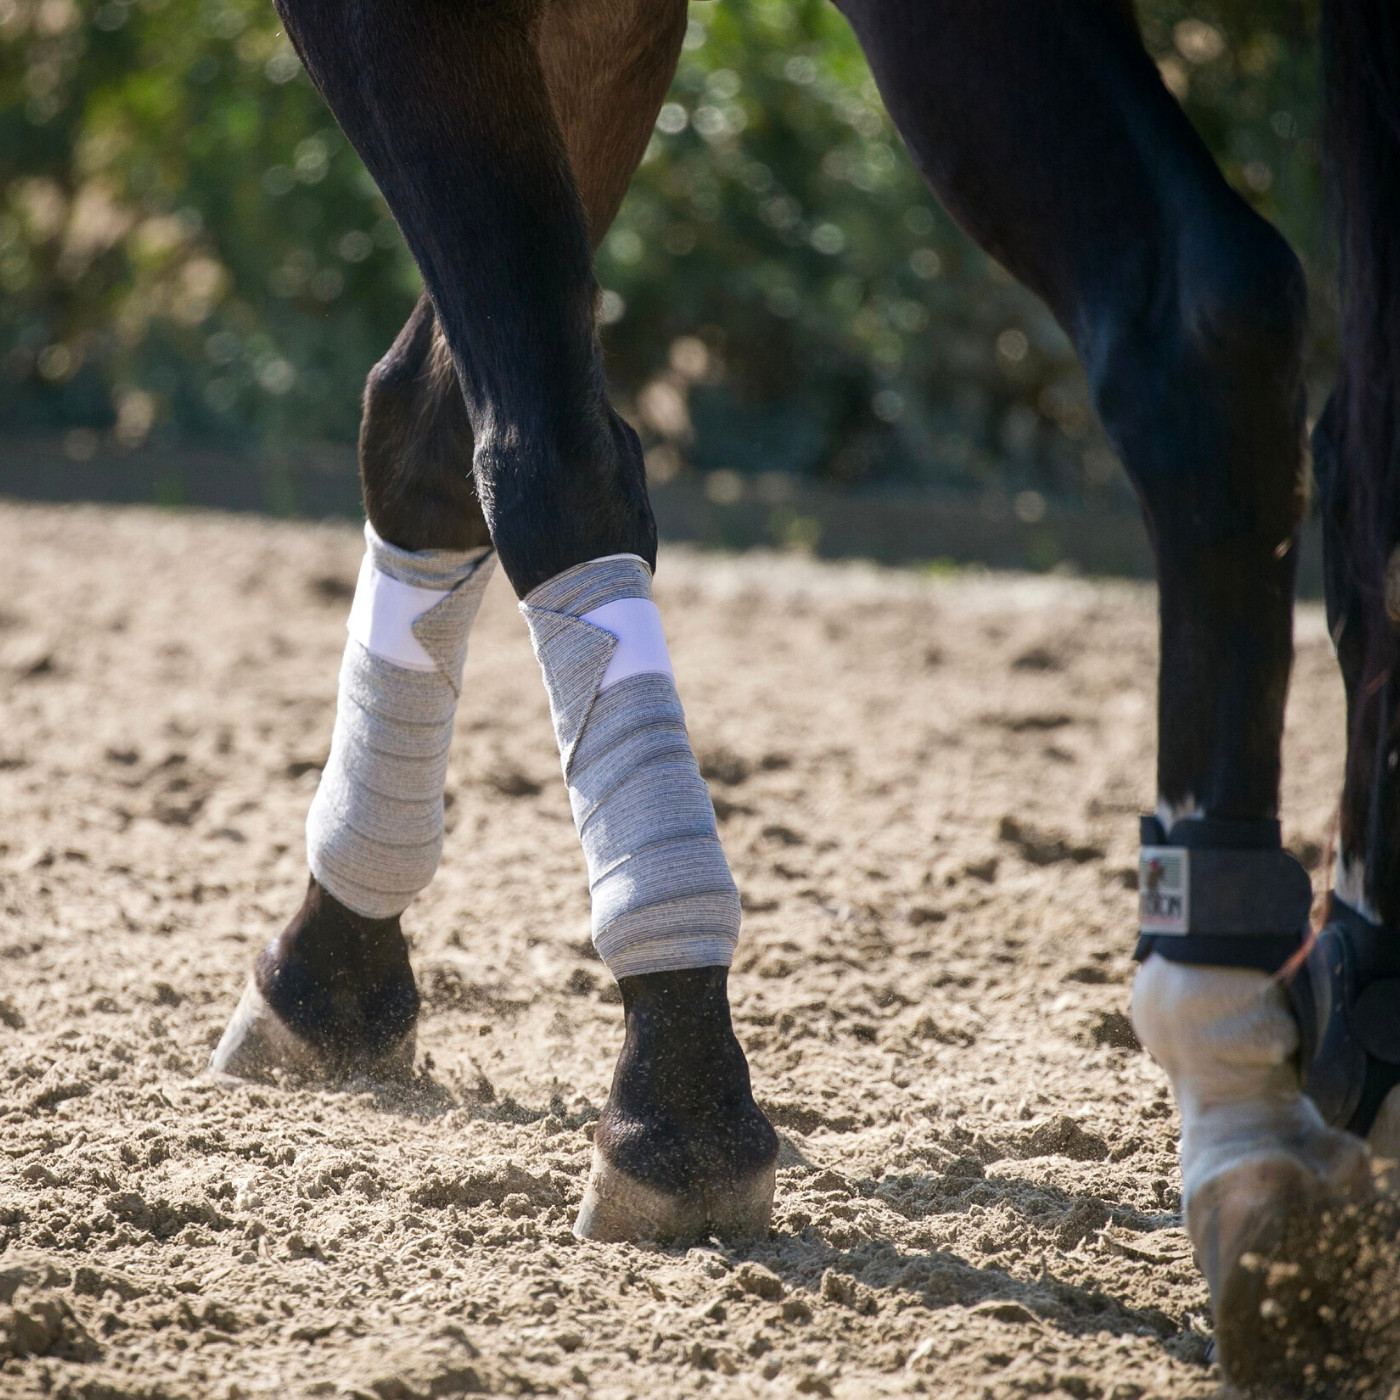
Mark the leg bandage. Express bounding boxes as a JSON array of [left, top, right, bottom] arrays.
[[1131, 953, 1321, 1207], [521, 555, 739, 978], [306, 523, 494, 918]]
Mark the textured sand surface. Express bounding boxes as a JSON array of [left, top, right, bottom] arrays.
[[0, 502, 1348, 1399]]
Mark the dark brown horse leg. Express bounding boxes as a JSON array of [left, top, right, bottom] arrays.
[[834, 0, 1374, 1386]]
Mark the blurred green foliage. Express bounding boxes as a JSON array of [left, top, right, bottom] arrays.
[[0, 0, 1325, 505]]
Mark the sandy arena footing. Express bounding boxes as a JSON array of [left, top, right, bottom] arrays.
[[0, 501, 1350, 1398]]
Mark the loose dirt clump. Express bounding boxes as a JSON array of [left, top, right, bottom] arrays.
[[0, 502, 1357, 1397]]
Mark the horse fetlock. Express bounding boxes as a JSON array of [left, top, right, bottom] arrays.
[[1131, 955, 1341, 1201], [575, 967, 778, 1243]]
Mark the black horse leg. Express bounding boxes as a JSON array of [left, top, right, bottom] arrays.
[[212, 296, 493, 1083], [218, 0, 681, 1078], [837, 0, 1304, 841], [216, 0, 670, 1080], [832, 0, 1379, 1387]]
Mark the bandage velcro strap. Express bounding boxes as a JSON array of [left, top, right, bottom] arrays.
[[1134, 815, 1312, 972]]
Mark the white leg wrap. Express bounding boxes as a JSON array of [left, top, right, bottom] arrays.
[[521, 555, 740, 978], [306, 523, 495, 919], [1131, 952, 1325, 1208]]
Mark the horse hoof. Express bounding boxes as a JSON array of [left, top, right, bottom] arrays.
[[208, 975, 416, 1084], [573, 1147, 776, 1243], [208, 876, 420, 1084], [571, 966, 779, 1243], [1189, 1131, 1381, 1393]]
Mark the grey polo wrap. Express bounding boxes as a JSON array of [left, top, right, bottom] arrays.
[[306, 524, 494, 919], [521, 556, 740, 977]]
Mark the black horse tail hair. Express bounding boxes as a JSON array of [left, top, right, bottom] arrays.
[[1320, 0, 1400, 888]]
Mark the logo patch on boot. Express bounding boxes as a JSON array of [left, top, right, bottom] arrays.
[[1140, 846, 1189, 935]]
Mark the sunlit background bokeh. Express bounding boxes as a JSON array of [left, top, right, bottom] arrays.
[[0, 0, 1326, 561]]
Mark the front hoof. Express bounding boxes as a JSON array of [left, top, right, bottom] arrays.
[[208, 976, 322, 1082], [574, 1147, 775, 1243], [572, 965, 778, 1243], [208, 976, 416, 1084], [1190, 1133, 1389, 1394]]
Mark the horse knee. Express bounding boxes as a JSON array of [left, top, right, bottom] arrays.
[[1090, 212, 1307, 552], [478, 396, 656, 596], [360, 296, 491, 554]]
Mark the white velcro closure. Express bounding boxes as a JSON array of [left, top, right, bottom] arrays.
[[345, 554, 446, 673], [581, 598, 675, 691]]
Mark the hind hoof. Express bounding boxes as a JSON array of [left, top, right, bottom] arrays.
[[208, 976, 416, 1084], [573, 1147, 775, 1243], [1190, 1131, 1378, 1393]]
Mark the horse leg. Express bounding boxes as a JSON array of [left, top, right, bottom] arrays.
[[210, 0, 675, 1085], [1287, 0, 1400, 1247], [222, 0, 775, 1237], [1296, 1, 1400, 1155], [214, 68, 655, 1082], [834, 0, 1374, 1384], [211, 291, 495, 1082], [212, 0, 688, 1085]]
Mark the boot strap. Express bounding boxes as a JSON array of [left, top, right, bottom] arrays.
[[1134, 816, 1311, 971]]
